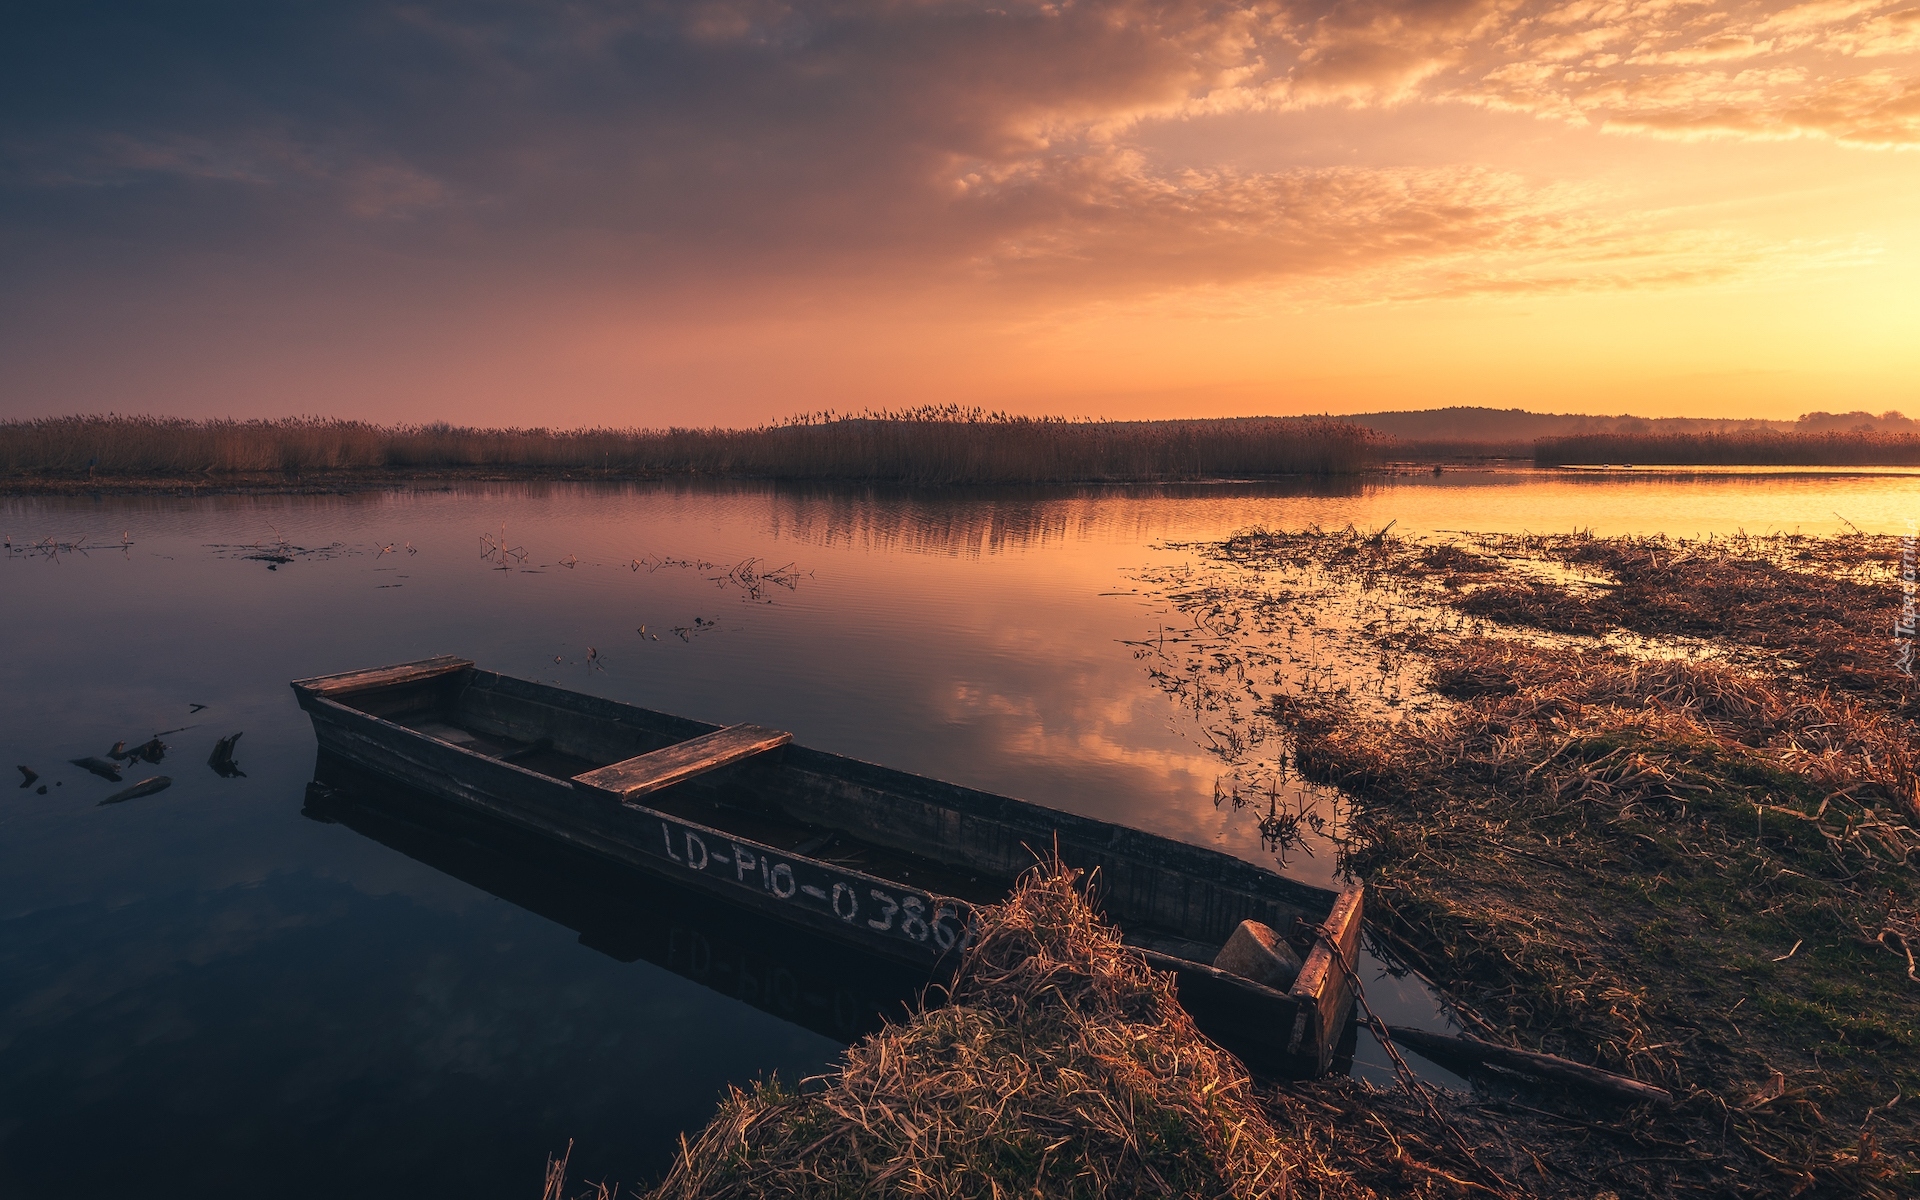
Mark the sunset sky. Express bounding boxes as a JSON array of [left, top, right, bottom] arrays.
[[3, 0, 1917, 426]]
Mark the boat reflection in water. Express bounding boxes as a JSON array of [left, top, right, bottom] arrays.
[[302, 757, 937, 1047]]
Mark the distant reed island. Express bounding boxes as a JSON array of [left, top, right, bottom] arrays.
[[5, 409, 1920, 493]]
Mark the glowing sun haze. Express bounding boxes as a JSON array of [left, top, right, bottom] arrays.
[[2, 0, 1916, 426]]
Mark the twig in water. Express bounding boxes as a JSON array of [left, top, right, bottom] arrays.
[[1879, 929, 1919, 982]]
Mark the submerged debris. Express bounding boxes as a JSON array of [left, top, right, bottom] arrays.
[[1384, 1025, 1673, 1106], [70, 756, 123, 782], [108, 736, 170, 764], [632, 554, 809, 603], [207, 732, 245, 778], [99, 776, 171, 805]]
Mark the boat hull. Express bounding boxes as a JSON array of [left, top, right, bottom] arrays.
[[293, 660, 1361, 1077], [301, 694, 975, 964]]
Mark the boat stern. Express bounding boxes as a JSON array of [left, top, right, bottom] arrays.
[[1285, 883, 1365, 1076]]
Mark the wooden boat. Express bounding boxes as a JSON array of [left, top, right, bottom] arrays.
[[292, 656, 1363, 1076]]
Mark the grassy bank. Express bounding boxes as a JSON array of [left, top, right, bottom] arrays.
[[1536, 429, 1920, 466], [0, 412, 1378, 488], [1159, 527, 1918, 1198], [561, 831, 1884, 1200]]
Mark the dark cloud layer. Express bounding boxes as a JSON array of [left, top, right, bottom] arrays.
[[6, 1, 1257, 263], [0, 0, 1911, 417], [8, 1, 1912, 267], [0, 1, 1752, 294]]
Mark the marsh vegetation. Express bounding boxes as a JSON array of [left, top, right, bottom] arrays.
[[16, 415, 1920, 494], [1136, 526, 1918, 1197]]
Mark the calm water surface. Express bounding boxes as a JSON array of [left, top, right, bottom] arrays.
[[2, 469, 1912, 1197]]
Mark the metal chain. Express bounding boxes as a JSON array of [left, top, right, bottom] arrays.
[[1314, 922, 1518, 1196]]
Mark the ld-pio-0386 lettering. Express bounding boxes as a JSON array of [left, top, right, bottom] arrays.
[[651, 815, 976, 955]]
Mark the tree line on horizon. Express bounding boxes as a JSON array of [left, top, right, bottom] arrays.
[[1532, 428, 1920, 467]]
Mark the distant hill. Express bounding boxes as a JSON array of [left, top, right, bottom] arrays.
[[1794, 410, 1920, 433], [1326, 407, 1795, 442]]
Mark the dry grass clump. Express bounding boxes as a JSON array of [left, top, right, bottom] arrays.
[[1261, 1074, 1672, 1200], [0, 412, 1378, 486], [1286, 636, 1919, 1198], [1430, 638, 1920, 818], [1452, 532, 1916, 717], [646, 866, 1359, 1200]]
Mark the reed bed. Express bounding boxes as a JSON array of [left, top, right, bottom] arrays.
[[0, 412, 1378, 485], [1535, 430, 1920, 466], [645, 865, 1362, 1200]]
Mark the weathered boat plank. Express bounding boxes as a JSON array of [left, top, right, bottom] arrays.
[[574, 724, 792, 799], [293, 655, 472, 698]]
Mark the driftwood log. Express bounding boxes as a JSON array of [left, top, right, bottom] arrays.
[[1386, 1025, 1674, 1106]]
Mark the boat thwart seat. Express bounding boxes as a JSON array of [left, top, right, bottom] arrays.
[[294, 655, 474, 698], [572, 724, 793, 800]]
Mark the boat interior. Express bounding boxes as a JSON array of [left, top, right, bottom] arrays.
[[324, 665, 1023, 896]]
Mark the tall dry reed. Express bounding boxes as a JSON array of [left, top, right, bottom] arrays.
[[0, 411, 1378, 483]]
